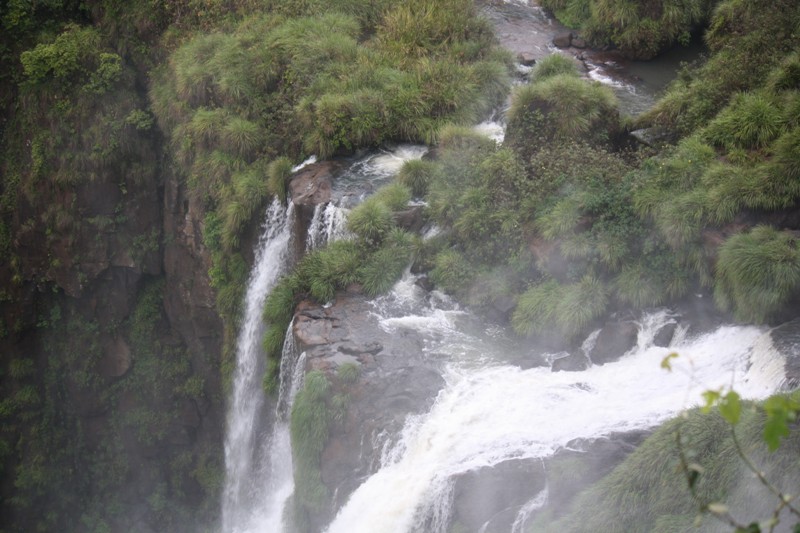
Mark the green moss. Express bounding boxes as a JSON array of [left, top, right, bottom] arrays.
[[290, 371, 332, 517]]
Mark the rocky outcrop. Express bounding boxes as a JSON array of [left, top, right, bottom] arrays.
[[770, 318, 800, 389], [292, 291, 446, 524], [452, 459, 546, 533], [588, 320, 638, 365]]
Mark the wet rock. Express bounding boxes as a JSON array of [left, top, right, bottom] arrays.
[[288, 161, 339, 206], [546, 431, 650, 515], [653, 322, 678, 348], [517, 51, 537, 66], [589, 321, 638, 365], [553, 31, 573, 48], [296, 292, 447, 525], [453, 458, 546, 533], [572, 37, 587, 49], [770, 318, 800, 389], [98, 336, 132, 378], [394, 205, 426, 232], [415, 275, 435, 292], [552, 352, 590, 372]]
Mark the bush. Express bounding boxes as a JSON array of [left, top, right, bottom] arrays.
[[347, 198, 395, 245], [532, 53, 579, 81], [703, 92, 785, 151], [714, 226, 800, 323], [397, 159, 437, 197], [506, 74, 621, 162], [430, 249, 475, 296], [371, 182, 412, 212]]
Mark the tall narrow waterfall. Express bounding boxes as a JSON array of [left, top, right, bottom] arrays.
[[306, 203, 348, 251], [221, 198, 295, 533]]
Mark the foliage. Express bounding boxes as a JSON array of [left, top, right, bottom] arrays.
[[397, 159, 438, 198], [505, 73, 621, 163], [532, 53, 580, 81], [714, 226, 800, 323], [539, 0, 713, 59], [290, 371, 332, 516]]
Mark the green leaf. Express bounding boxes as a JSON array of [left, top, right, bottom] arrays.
[[661, 352, 680, 371], [719, 390, 741, 425], [763, 395, 799, 451], [701, 389, 721, 414], [734, 524, 760, 533]]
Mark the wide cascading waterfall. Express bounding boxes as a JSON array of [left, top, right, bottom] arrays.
[[324, 314, 785, 533], [221, 198, 295, 533]]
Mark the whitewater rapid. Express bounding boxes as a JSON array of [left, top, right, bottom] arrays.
[[324, 307, 783, 533]]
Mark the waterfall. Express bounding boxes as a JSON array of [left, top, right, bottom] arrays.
[[323, 317, 784, 533], [221, 198, 295, 533], [306, 202, 349, 251]]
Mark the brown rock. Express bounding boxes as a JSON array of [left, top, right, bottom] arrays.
[[516, 51, 537, 66], [98, 336, 133, 378], [589, 321, 638, 365], [289, 161, 341, 206], [572, 37, 587, 49], [553, 31, 573, 48]]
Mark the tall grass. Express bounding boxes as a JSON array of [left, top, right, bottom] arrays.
[[714, 226, 800, 323]]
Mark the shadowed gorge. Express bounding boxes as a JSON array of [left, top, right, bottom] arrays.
[[1, 0, 800, 532]]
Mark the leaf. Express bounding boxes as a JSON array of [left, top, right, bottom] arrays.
[[734, 524, 760, 533], [661, 352, 679, 371], [763, 395, 799, 451], [701, 389, 721, 414], [763, 411, 790, 452], [719, 390, 741, 425]]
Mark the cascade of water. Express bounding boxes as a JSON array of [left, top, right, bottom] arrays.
[[324, 320, 783, 533], [306, 202, 349, 251], [221, 198, 295, 533]]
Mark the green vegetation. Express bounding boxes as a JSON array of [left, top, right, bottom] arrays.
[[539, 0, 714, 59], [531, 394, 800, 533]]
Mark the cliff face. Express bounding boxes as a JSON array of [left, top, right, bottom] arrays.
[[0, 99, 226, 532]]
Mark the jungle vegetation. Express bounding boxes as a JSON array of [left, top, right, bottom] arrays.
[[1, 0, 799, 531]]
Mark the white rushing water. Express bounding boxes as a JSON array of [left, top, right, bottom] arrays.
[[221, 198, 296, 533], [306, 203, 349, 251], [325, 306, 785, 533]]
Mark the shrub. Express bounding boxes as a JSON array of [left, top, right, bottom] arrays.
[[267, 156, 294, 202], [511, 280, 561, 337], [429, 249, 475, 296], [347, 198, 395, 245], [703, 92, 785, 151], [359, 240, 412, 296], [506, 74, 620, 162], [532, 53, 579, 81], [397, 159, 437, 197], [371, 182, 412, 212], [714, 226, 800, 323]]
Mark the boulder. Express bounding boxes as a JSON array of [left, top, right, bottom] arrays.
[[545, 431, 650, 514], [553, 31, 573, 48], [288, 161, 339, 206], [516, 51, 537, 66], [453, 458, 546, 532], [589, 321, 638, 365], [653, 322, 678, 348], [552, 352, 590, 372], [770, 318, 800, 389], [571, 37, 587, 49], [98, 336, 132, 378]]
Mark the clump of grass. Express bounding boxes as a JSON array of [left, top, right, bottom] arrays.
[[336, 362, 360, 384], [704, 92, 785, 151], [267, 156, 294, 202], [347, 198, 395, 246], [714, 226, 800, 323], [397, 159, 437, 197], [430, 249, 475, 297], [371, 182, 412, 212], [532, 53, 579, 81], [359, 240, 413, 296]]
